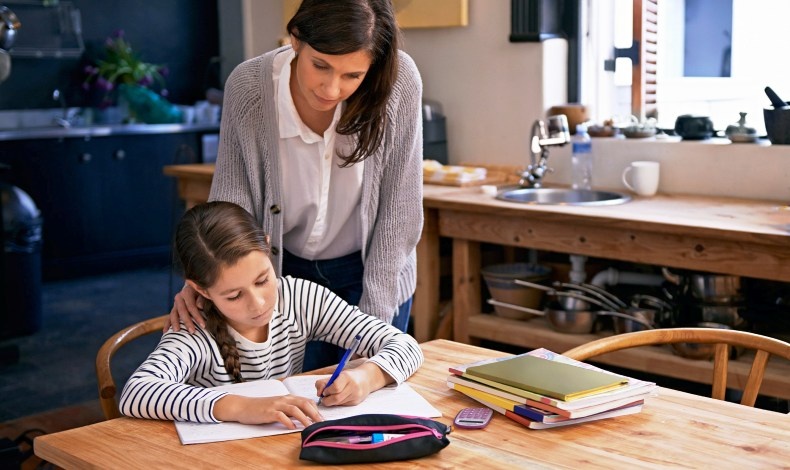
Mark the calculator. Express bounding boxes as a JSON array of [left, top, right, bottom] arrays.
[[453, 407, 493, 429]]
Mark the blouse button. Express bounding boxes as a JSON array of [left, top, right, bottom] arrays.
[[270, 205, 281, 214]]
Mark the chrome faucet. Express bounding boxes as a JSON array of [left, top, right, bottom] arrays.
[[519, 114, 571, 188], [52, 88, 72, 128]]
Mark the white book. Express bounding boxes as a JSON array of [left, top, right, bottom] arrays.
[[174, 375, 441, 445]]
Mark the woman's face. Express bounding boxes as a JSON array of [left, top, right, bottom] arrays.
[[290, 37, 373, 113], [190, 251, 277, 340]]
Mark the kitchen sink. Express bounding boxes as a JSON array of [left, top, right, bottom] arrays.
[[496, 187, 631, 206]]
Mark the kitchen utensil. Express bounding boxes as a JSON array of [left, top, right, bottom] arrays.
[[559, 281, 626, 311], [630, 294, 675, 326], [763, 105, 790, 145], [610, 308, 656, 334], [487, 298, 543, 315], [486, 298, 599, 334], [661, 268, 742, 303], [544, 303, 598, 334], [699, 304, 743, 326], [515, 279, 626, 312], [674, 115, 714, 140], [725, 112, 758, 143], [0, 6, 21, 50], [764, 86, 789, 109], [482, 263, 551, 320]]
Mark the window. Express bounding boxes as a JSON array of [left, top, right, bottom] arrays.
[[584, 0, 790, 133]]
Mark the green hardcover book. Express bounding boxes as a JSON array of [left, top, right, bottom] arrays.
[[465, 355, 628, 401]]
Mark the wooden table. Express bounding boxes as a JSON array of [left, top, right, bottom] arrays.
[[34, 340, 790, 469]]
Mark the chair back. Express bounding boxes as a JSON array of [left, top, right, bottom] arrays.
[[96, 314, 169, 419], [562, 328, 790, 407]]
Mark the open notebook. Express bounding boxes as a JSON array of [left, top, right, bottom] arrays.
[[174, 375, 441, 445]]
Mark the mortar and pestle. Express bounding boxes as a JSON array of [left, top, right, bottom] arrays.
[[763, 86, 790, 145]]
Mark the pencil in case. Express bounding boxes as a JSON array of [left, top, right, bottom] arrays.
[[299, 414, 451, 464]]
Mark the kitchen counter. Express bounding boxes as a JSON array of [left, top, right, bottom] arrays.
[[417, 183, 790, 400], [416, 183, 790, 340], [0, 122, 219, 141]]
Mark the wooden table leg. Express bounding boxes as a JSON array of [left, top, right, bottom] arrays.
[[414, 207, 440, 343], [452, 237, 481, 345]]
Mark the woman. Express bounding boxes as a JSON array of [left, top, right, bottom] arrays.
[[123, 201, 423, 425], [168, 0, 423, 370]]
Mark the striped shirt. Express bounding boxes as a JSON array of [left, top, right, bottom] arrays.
[[119, 276, 423, 423]]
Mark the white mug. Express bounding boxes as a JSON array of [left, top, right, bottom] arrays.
[[622, 161, 660, 196]]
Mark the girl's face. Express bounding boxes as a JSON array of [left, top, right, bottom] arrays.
[[290, 37, 373, 113], [189, 251, 277, 341]]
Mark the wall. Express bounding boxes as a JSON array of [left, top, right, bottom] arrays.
[[217, 0, 284, 83], [401, 0, 567, 167], [0, 0, 220, 109]]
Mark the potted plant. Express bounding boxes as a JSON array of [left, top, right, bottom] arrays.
[[82, 29, 181, 124]]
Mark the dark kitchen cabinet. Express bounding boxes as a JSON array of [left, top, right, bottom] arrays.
[[0, 131, 205, 279]]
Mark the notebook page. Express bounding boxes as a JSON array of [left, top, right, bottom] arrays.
[[283, 375, 442, 419]]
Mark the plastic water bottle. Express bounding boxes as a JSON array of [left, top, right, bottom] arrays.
[[571, 124, 593, 190]]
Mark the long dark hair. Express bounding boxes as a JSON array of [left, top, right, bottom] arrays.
[[174, 201, 271, 383], [287, 0, 400, 167]]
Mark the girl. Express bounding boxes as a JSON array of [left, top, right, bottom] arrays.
[[121, 201, 423, 427], [168, 0, 424, 371]]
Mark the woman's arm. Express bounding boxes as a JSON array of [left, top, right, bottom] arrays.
[[358, 51, 424, 323]]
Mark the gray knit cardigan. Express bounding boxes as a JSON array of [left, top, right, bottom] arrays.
[[209, 46, 424, 323]]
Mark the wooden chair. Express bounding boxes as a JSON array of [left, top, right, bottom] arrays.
[[563, 328, 790, 407], [96, 314, 169, 420]]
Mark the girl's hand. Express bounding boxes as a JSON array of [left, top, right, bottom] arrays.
[[214, 394, 323, 428], [164, 283, 205, 333], [316, 363, 393, 406]]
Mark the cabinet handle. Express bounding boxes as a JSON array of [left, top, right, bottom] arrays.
[[79, 153, 92, 163], [114, 149, 126, 161]]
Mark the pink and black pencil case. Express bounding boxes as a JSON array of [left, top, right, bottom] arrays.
[[299, 414, 451, 464]]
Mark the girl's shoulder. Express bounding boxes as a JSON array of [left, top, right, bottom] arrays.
[[162, 324, 216, 349]]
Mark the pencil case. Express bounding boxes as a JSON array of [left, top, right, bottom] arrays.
[[299, 414, 451, 464]]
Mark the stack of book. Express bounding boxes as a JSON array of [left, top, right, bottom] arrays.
[[447, 348, 657, 430]]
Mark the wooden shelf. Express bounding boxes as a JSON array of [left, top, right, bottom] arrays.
[[467, 313, 790, 400]]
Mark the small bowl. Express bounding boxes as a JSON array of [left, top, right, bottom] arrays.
[[482, 263, 552, 320], [588, 125, 618, 138], [622, 126, 657, 139], [544, 304, 597, 334]]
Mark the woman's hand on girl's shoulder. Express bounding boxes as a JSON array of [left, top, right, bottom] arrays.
[[164, 283, 206, 333]]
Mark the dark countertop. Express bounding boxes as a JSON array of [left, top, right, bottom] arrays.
[[0, 123, 220, 141]]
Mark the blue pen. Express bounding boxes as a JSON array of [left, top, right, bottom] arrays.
[[318, 334, 362, 406]]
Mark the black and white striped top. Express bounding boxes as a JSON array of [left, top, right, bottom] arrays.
[[119, 276, 424, 423]]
